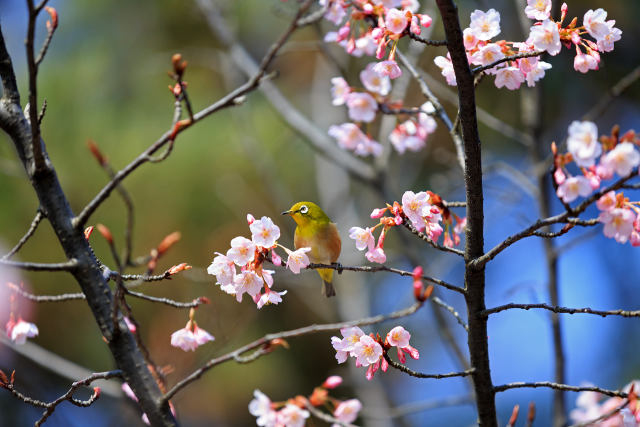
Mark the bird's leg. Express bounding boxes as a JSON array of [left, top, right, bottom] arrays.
[[332, 262, 344, 274]]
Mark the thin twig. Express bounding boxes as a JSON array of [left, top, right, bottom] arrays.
[[124, 288, 207, 309], [162, 301, 425, 403], [0, 258, 78, 271], [570, 399, 629, 427], [383, 353, 474, 379], [407, 32, 447, 46], [432, 297, 468, 331], [472, 51, 543, 75], [6, 282, 84, 302], [483, 303, 640, 318], [494, 382, 627, 398], [304, 262, 465, 294], [401, 221, 465, 257], [2, 209, 44, 260]]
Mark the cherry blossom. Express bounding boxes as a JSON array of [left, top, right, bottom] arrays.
[[233, 271, 264, 302], [330, 77, 351, 106], [284, 247, 311, 274], [385, 8, 408, 35], [597, 24, 622, 53], [328, 123, 368, 151], [372, 60, 402, 79], [528, 19, 561, 55], [279, 404, 309, 427], [348, 226, 375, 251], [556, 176, 592, 203], [360, 63, 391, 96], [599, 208, 636, 244], [469, 9, 501, 41], [250, 216, 281, 248], [170, 318, 214, 352], [567, 121, 602, 168], [596, 191, 617, 212], [573, 52, 598, 73], [365, 246, 387, 264], [434, 54, 456, 86], [494, 66, 525, 90], [401, 190, 431, 227], [463, 27, 478, 50], [333, 399, 362, 425], [256, 288, 287, 309], [352, 335, 383, 367], [525, 60, 552, 87], [599, 142, 640, 177], [248, 390, 278, 427], [386, 325, 410, 348], [583, 9, 613, 41], [227, 236, 256, 266], [345, 92, 378, 123], [7, 318, 39, 345], [470, 43, 505, 68], [524, 0, 551, 21]]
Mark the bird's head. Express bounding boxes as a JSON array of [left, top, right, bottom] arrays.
[[282, 201, 330, 226]]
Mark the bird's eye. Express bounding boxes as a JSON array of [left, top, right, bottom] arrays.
[[299, 205, 308, 214]]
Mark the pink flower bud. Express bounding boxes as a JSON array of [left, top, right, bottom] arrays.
[[271, 249, 282, 266], [247, 214, 255, 225], [370, 208, 387, 218], [553, 168, 566, 185], [322, 375, 343, 389]]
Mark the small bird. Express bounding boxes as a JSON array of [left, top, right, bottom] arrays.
[[282, 201, 341, 297]]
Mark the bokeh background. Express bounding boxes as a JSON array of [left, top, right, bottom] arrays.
[[1, 0, 639, 425]]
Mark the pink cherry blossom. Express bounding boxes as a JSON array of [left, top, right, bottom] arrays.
[[349, 226, 375, 251], [360, 63, 391, 96], [596, 191, 617, 212], [583, 9, 612, 41], [278, 404, 309, 427], [401, 190, 431, 228], [434, 54, 456, 86], [463, 27, 478, 50], [331, 336, 350, 363], [345, 92, 378, 123], [8, 318, 39, 345], [567, 121, 601, 168], [556, 176, 592, 203], [528, 19, 561, 55], [354, 137, 383, 157], [470, 43, 505, 67], [328, 123, 368, 151], [333, 399, 362, 424], [390, 120, 429, 154], [249, 390, 278, 427], [524, 0, 551, 21], [372, 60, 402, 79], [323, 1, 347, 26], [597, 25, 622, 53], [600, 142, 640, 177], [330, 77, 351, 105], [352, 335, 383, 367], [365, 247, 386, 263], [469, 9, 501, 41], [170, 321, 214, 352], [353, 33, 378, 56], [207, 253, 236, 286], [385, 8, 408, 35], [233, 271, 263, 302], [573, 52, 599, 73], [250, 216, 281, 248], [494, 66, 525, 90], [525, 60, 552, 87], [386, 326, 410, 347], [599, 208, 636, 243], [226, 236, 256, 266], [332, 326, 364, 363], [256, 288, 287, 309], [322, 375, 343, 389], [285, 247, 311, 274]]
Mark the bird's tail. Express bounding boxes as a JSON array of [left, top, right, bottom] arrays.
[[318, 268, 336, 297], [322, 280, 336, 297]]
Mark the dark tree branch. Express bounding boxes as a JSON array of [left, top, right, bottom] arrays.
[[162, 301, 425, 403], [383, 352, 473, 379], [472, 51, 543, 75], [494, 382, 627, 398], [407, 32, 448, 46], [2, 209, 44, 260], [124, 289, 207, 309], [483, 303, 640, 318], [401, 221, 465, 257], [26, 0, 45, 170], [435, 1, 496, 426]]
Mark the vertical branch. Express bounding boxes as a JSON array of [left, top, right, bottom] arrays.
[[26, 0, 45, 170], [515, 2, 566, 425], [435, 1, 496, 426]]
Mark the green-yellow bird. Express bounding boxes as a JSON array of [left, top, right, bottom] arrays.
[[282, 201, 341, 297]]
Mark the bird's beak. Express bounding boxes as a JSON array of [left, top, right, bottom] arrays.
[[281, 210, 292, 215]]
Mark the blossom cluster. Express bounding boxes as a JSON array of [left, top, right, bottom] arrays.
[[248, 376, 362, 426], [331, 325, 419, 380], [570, 381, 640, 426], [349, 190, 466, 263], [208, 215, 311, 308], [553, 122, 640, 245], [321, 1, 438, 157], [435, 3, 621, 90]]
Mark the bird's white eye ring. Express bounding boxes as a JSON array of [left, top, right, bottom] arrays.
[[299, 205, 308, 214]]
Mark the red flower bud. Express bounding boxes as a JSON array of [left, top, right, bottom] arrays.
[[96, 224, 113, 244]]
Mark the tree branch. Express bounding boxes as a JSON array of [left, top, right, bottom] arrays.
[[432, 296, 468, 331], [162, 301, 425, 403], [0, 258, 78, 272], [494, 382, 627, 398], [383, 352, 473, 379], [472, 51, 543, 75], [483, 303, 640, 318], [2, 209, 44, 260]]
